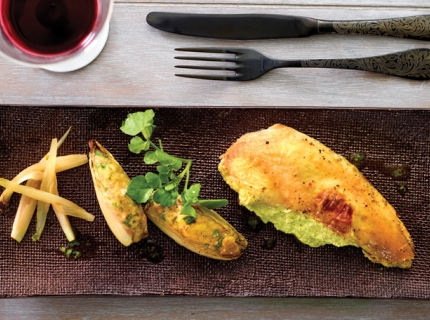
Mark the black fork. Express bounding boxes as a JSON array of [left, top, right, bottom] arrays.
[[175, 47, 430, 81]]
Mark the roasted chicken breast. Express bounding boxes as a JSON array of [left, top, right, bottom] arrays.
[[219, 124, 414, 268]]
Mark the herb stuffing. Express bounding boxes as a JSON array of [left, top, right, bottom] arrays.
[[120, 110, 228, 224]]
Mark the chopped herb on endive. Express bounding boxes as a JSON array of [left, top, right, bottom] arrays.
[[120, 110, 228, 224]]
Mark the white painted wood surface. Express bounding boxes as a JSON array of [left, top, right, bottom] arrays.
[[0, 1, 429, 108], [121, 0, 430, 7], [2, 1, 430, 313]]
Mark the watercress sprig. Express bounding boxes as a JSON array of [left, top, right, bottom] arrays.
[[120, 110, 228, 224]]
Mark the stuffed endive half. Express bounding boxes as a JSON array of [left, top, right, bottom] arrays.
[[89, 140, 148, 246], [219, 124, 414, 268], [145, 197, 248, 260]]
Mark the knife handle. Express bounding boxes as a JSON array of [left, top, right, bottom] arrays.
[[318, 15, 430, 40]]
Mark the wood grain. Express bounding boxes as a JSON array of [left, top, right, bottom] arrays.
[[119, 0, 430, 8], [0, 0, 429, 314], [1, 296, 430, 319], [0, 3, 429, 108]]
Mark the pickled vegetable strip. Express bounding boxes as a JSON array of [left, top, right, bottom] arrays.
[[33, 138, 58, 241], [0, 179, 94, 221], [11, 180, 41, 242], [51, 182, 75, 242], [0, 154, 88, 207]]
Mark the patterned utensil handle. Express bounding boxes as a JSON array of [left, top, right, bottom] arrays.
[[301, 49, 430, 80], [318, 15, 430, 40]]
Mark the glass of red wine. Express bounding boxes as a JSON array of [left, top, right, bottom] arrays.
[[0, 0, 113, 72]]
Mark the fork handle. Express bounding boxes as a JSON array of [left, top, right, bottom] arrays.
[[297, 49, 430, 80], [318, 15, 430, 40]]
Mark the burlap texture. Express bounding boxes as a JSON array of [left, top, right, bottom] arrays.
[[0, 107, 428, 298]]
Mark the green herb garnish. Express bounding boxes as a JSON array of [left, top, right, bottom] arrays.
[[397, 184, 409, 196], [390, 165, 410, 180], [120, 110, 228, 224], [59, 232, 96, 260], [349, 152, 367, 169], [60, 245, 81, 260]]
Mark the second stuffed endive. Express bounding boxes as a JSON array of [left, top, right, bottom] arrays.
[[145, 197, 248, 260]]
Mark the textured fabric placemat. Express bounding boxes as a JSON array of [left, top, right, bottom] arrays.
[[0, 107, 428, 298]]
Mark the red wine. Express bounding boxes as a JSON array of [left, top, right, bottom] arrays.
[[1, 0, 97, 55]]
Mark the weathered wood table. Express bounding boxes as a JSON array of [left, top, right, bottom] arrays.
[[1, 0, 429, 107], [1, 0, 430, 318]]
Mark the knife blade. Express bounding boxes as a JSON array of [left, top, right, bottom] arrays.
[[146, 12, 430, 40]]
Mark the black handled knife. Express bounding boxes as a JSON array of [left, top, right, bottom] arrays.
[[146, 12, 430, 40]]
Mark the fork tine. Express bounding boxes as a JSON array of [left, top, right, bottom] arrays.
[[175, 65, 236, 71], [174, 47, 243, 81], [175, 56, 235, 63], [175, 74, 236, 81], [175, 47, 240, 54]]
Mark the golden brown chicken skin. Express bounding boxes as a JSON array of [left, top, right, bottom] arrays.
[[219, 124, 414, 268]]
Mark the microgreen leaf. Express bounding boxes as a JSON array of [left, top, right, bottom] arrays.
[[157, 165, 170, 174], [142, 124, 155, 141], [127, 176, 153, 203], [144, 151, 158, 165], [153, 189, 177, 207], [145, 172, 161, 188], [170, 158, 183, 171], [156, 150, 182, 169], [197, 199, 229, 209], [121, 110, 229, 222], [120, 110, 156, 136], [186, 184, 201, 202], [158, 173, 170, 184], [180, 202, 197, 218], [164, 183, 177, 191], [170, 189, 179, 200], [128, 136, 150, 154]]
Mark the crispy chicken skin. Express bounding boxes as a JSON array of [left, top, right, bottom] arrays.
[[219, 124, 414, 268]]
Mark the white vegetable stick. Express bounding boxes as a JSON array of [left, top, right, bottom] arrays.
[[5, 127, 91, 243], [10, 179, 41, 242], [53, 204, 95, 222], [0, 179, 94, 221], [56, 126, 72, 149], [0, 154, 88, 205], [12, 171, 44, 184], [34, 139, 58, 240], [52, 184, 75, 242]]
